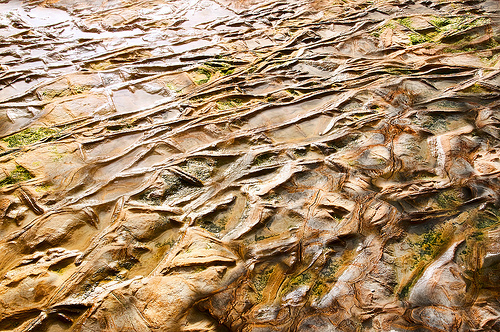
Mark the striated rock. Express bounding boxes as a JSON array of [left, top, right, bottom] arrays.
[[0, 0, 499, 330]]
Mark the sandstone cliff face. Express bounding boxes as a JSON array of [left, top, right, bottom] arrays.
[[0, 0, 499, 331]]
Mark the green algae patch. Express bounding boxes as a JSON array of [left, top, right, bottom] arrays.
[[385, 67, 413, 75], [460, 83, 494, 94], [311, 281, 327, 297], [181, 158, 215, 181], [0, 166, 34, 188], [397, 17, 414, 29], [193, 67, 212, 85], [476, 206, 500, 229], [414, 229, 446, 258], [281, 272, 313, 297], [288, 272, 311, 288], [3, 128, 58, 148], [430, 16, 490, 32], [198, 216, 227, 233], [216, 97, 243, 110], [397, 226, 452, 299], [40, 85, 90, 100], [435, 188, 463, 209], [390, 15, 492, 47], [204, 61, 235, 76], [106, 122, 135, 132], [254, 267, 274, 300], [321, 257, 343, 280], [252, 152, 278, 166], [409, 33, 428, 45], [407, 224, 453, 270]]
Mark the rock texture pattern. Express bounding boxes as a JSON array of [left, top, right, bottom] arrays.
[[0, 0, 500, 331]]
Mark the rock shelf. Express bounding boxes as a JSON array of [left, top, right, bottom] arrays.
[[0, 0, 500, 331]]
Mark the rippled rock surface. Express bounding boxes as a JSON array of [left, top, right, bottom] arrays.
[[1, 0, 500, 331]]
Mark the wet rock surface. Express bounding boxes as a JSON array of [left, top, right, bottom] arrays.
[[0, 0, 500, 331]]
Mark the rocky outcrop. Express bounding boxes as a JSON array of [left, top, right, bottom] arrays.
[[0, 0, 499, 331]]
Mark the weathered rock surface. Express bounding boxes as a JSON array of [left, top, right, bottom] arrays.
[[0, 0, 500, 331]]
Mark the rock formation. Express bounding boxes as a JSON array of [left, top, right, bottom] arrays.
[[0, 0, 500, 331]]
